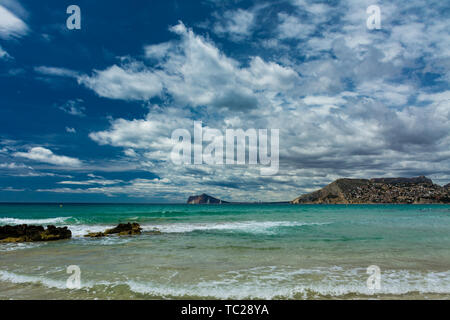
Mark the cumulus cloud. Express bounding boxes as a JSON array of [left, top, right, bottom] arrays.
[[78, 64, 163, 101], [77, 21, 299, 112], [13, 147, 82, 167]]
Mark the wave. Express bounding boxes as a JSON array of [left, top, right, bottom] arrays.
[[0, 242, 45, 252], [127, 268, 450, 299], [1, 267, 449, 299], [0, 217, 71, 225], [0, 270, 69, 290], [142, 221, 329, 234], [34, 220, 328, 238], [0, 270, 113, 290], [68, 224, 116, 237]]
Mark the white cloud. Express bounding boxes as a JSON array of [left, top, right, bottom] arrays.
[[76, 21, 299, 112], [58, 99, 85, 117], [0, 45, 11, 60], [2, 187, 25, 192], [0, 4, 28, 39], [34, 66, 80, 78], [0, 162, 30, 169], [303, 95, 346, 106], [213, 9, 255, 41], [89, 107, 191, 157], [144, 42, 174, 59], [13, 147, 82, 167], [277, 13, 315, 40], [57, 179, 122, 186], [78, 64, 163, 101]]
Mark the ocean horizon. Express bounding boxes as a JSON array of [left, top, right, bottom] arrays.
[[1, 203, 449, 299]]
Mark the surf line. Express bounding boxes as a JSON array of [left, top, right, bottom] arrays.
[[181, 304, 215, 318]]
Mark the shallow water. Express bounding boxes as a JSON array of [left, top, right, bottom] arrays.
[[0, 204, 449, 299]]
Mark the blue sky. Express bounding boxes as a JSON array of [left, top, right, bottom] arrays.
[[0, 0, 449, 203]]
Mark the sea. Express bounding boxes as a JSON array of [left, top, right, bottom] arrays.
[[0, 203, 449, 299]]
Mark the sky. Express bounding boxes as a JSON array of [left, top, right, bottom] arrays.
[[0, 0, 449, 203]]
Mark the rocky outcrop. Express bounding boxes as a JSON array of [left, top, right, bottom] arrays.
[[291, 176, 450, 204], [84, 223, 142, 238], [187, 194, 228, 204], [0, 225, 71, 243], [105, 222, 142, 235], [445, 183, 450, 189]]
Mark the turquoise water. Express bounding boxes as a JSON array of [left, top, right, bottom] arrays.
[[0, 204, 449, 299]]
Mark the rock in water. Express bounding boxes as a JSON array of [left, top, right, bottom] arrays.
[[0, 225, 72, 243], [187, 193, 228, 204], [84, 232, 105, 238], [85, 222, 142, 237], [105, 222, 142, 235]]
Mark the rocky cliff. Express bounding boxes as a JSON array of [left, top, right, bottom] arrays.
[[187, 194, 228, 204], [291, 176, 450, 204]]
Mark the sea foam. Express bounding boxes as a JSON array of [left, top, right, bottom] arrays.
[[142, 220, 329, 234]]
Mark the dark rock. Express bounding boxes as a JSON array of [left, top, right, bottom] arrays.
[[187, 194, 228, 204], [84, 223, 143, 238], [84, 232, 105, 238], [105, 222, 142, 236], [291, 176, 450, 204], [0, 224, 71, 243]]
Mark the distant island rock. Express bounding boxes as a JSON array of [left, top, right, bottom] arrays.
[[291, 176, 450, 204], [187, 194, 229, 204], [0, 225, 71, 243]]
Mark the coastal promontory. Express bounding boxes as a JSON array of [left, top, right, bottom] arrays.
[[291, 176, 450, 204]]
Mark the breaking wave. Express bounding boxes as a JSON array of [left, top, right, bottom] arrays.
[[1, 267, 449, 299], [142, 221, 329, 234], [0, 217, 71, 225]]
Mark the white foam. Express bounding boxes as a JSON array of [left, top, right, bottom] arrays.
[[126, 268, 450, 299], [0, 217, 70, 225], [0, 242, 45, 252], [68, 224, 116, 237], [0, 270, 68, 290], [0, 270, 110, 290], [0, 267, 448, 299], [142, 221, 328, 234]]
